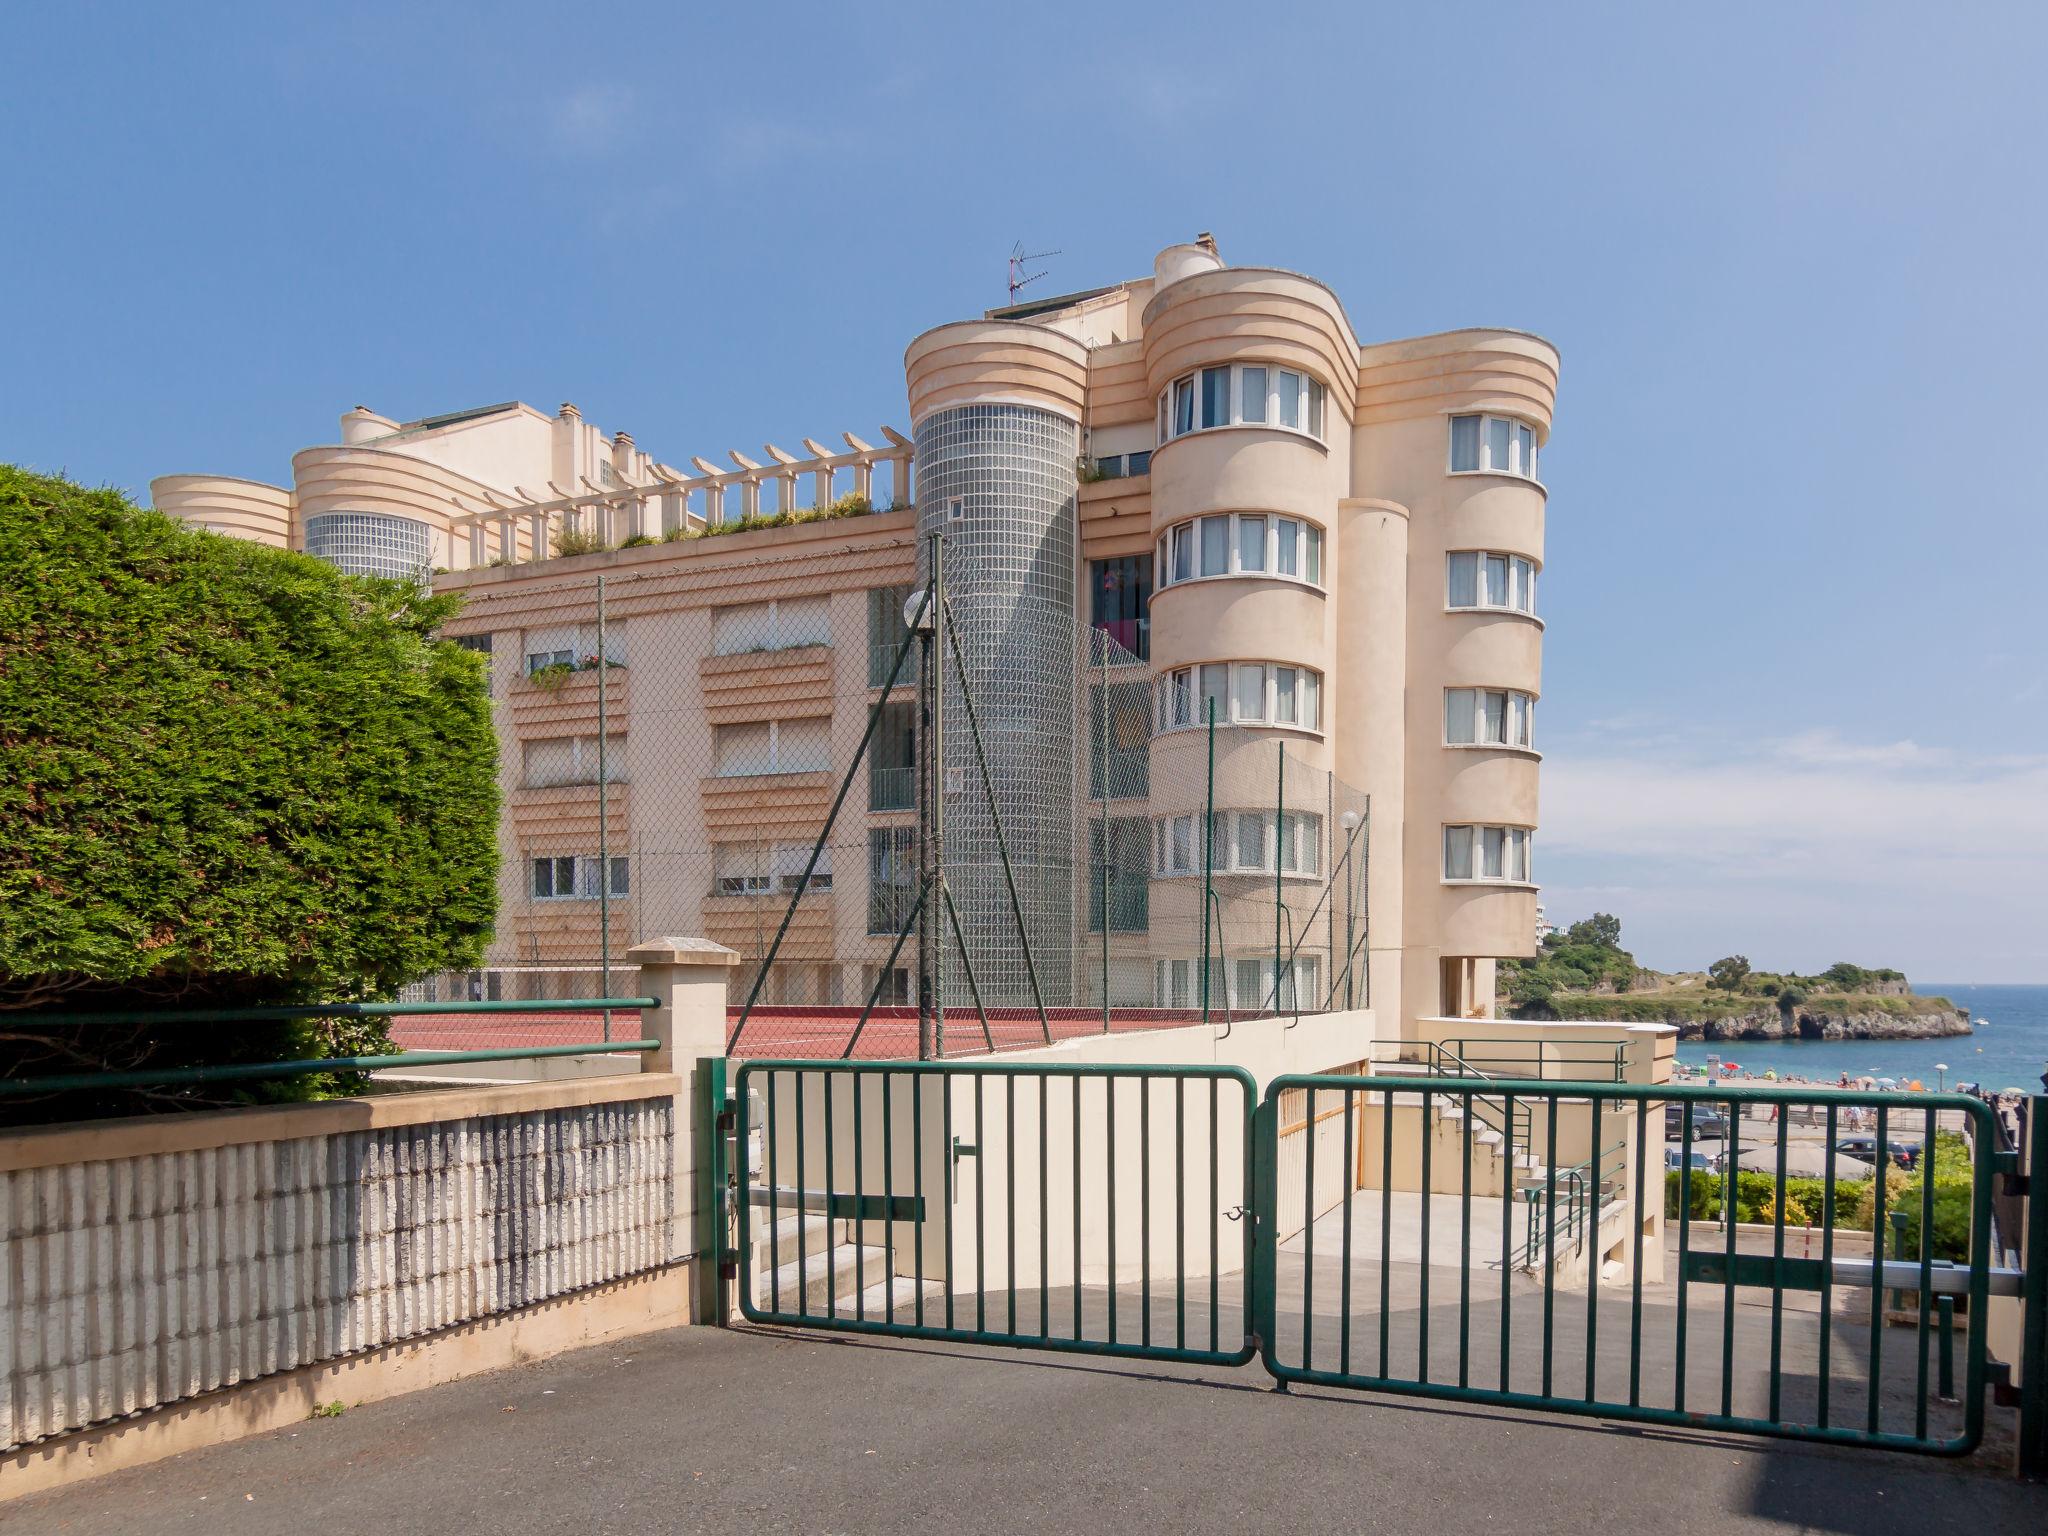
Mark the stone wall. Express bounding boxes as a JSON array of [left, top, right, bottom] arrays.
[[0, 1077, 675, 1453]]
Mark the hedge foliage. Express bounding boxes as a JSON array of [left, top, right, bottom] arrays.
[[0, 467, 499, 1112]]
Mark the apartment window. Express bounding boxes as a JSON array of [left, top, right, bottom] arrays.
[[713, 842, 832, 897], [867, 585, 921, 687], [1154, 810, 1321, 878], [713, 718, 830, 776], [1087, 816, 1150, 933], [1157, 363, 1330, 445], [1447, 550, 1538, 616], [452, 632, 493, 677], [1442, 824, 1534, 884], [1444, 688, 1536, 750], [523, 621, 624, 676], [1234, 955, 1322, 1012], [1089, 555, 1151, 661], [530, 855, 629, 900], [711, 596, 831, 656], [522, 735, 628, 787], [867, 825, 918, 934], [1155, 662, 1321, 733], [1090, 450, 1153, 480], [1089, 681, 1151, 799], [1449, 414, 1541, 480], [1155, 514, 1325, 592], [869, 701, 916, 811]]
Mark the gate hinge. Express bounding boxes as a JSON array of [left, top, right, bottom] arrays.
[[716, 1102, 737, 1134], [718, 1248, 739, 1279]]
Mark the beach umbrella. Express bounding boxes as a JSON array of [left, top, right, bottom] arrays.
[[1733, 1144, 1872, 1179], [1877, 1077, 1898, 1089]]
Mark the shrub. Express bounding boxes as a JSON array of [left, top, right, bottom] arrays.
[[618, 533, 657, 548], [0, 468, 499, 1118], [551, 523, 610, 557]]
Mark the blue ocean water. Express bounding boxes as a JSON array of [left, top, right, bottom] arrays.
[[1671, 983, 2048, 1093]]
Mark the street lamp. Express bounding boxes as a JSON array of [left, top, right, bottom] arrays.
[[1934, 1062, 1948, 1092]]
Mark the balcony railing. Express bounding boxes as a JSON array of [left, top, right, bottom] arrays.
[[868, 644, 921, 689], [869, 764, 915, 813]]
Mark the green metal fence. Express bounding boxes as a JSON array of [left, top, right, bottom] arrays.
[[722, 1060, 2020, 1460]]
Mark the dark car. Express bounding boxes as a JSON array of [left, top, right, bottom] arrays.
[[1834, 1137, 1920, 1169], [1665, 1103, 1730, 1140]]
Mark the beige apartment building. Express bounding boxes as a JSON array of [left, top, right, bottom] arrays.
[[152, 236, 1557, 1038]]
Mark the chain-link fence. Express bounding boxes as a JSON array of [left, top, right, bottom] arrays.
[[395, 536, 1369, 1058]]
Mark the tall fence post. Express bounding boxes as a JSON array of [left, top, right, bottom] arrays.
[[2020, 1093, 2048, 1477], [629, 937, 739, 1323]]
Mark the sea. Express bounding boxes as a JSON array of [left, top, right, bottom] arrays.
[[1670, 983, 2048, 1093]]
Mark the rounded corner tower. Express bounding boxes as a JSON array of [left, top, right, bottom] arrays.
[[904, 320, 1090, 1006]]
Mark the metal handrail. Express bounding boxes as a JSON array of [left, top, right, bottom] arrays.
[[1425, 1042, 1534, 1174], [1516, 1138, 1629, 1270], [1440, 1036, 1626, 1083]]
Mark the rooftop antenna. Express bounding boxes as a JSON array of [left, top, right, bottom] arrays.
[[1007, 240, 1060, 305]]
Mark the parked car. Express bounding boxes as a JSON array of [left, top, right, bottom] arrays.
[[1664, 1103, 1730, 1140], [1665, 1148, 1713, 1172], [1834, 1137, 1920, 1169]]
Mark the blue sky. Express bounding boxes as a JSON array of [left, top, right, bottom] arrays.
[[5, 2, 2044, 980]]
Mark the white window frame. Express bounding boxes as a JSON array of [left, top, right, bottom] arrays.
[[1448, 413, 1543, 482], [531, 854, 628, 901], [1441, 824, 1536, 885], [1157, 363, 1330, 447], [1446, 549, 1540, 618], [1155, 513, 1326, 594], [1155, 662, 1323, 735], [1154, 809, 1322, 878], [713, 717, 831, 777], [1443, 688, 1537, 750]]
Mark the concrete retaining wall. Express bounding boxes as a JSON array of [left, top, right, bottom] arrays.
[[0, 1077, 676, 1454]]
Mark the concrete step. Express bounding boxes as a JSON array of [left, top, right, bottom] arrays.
[[754, 1241, 892, 1313], [751, 1211, 833, 1271], [850, 1275, 948, 1319]]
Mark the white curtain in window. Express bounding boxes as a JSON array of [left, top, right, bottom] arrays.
[[1484, 554, 1509, 606], [1444, 690, 1477, 745], [1200, 516, 1230, 576], [714, 723, 774, 776], [1448, 552, 1479, 607], [1450, 415, 1480, 471], [1274, 667, 1297, 724], [1234, 664, 1266, 721], [1237, 515, 1266, 572], [1482, 826, 1507, 878], [1300, 671, 1320, 731], [1237, 812, 1266, 871], [1199, 664, 1228, 725], [1486, 417, 1511, 472], [1444, 825, 1474, 880], [1241, 366, 1268, 423], [1483, 690, 1509, 744], [1276, 520, 1299, 577]]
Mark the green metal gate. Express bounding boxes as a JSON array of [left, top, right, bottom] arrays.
[[730, 1058, 1257, 1366], [719, 1061, 2007, 1457]]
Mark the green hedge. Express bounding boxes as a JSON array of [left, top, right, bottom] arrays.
[[0, 468, 499, 1116]]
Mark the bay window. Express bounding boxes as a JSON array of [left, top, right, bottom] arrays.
[[1156, 809, 1321, 878], [1446, 550, 1538, 616], [1155, 662, 1322, 733], [1449, 414, 1541, 480], [1442, 824, 1534, 884], [1444, 688, 1536, 749], [1158, 363, 1329, 444], [1156, 513, 1325, 592]]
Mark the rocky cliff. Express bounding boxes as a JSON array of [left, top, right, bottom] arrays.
[[1675, 1005, 1970, 1043]]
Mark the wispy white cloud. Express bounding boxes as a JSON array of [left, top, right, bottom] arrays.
[[1538, 725, 2048, 980], [549, 84, 637, 155]]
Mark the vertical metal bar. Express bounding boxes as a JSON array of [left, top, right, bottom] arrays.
[[1818, 1100, 1835, 1427], [853, 1069, 865, 1322], [1676, 1100, 1692, 1411], [794, 1071, 808, 1317], [942, 1076, 954, 1331], [1342, 1087, 1356, 1377], [1585, 1099, 1599, 1404], [1141, 1075, 1153, 1346], [767, 1069, 782, 1314], [1543, 1099, 1558, 1400], [1107, 1074, 1119, 1345], [1770, 1107, 1788, 1421], [1273, 741, 1285, 995], [1175, 1077, 1187, 1351], [2018, 1094, 2048, 1476], [1073, 1075, 1084, 1341], [1501, 1090, 1515, 1393], [882, 1069, 895, 1320], [928, 533, 946, 1061], [1630, 1098, 1645, 1408], [1200, 699, 1216, 1023], [1039, 1076, 1050, 1339], [940, 888, 994, 1052], [1209, 1076, 1220, 1356], [974, 1072, 986, 1332], [913, 1072, 927, 1328], [1380, 1087, 1393, 1376], [822, 1070, 837, 1321], [1419, 1086, 1432, 1384], [1916, 1104, 1935, 1441], [1722, 1095, 1738, 1420], [1098, 649, 1110, 1035], [595, 573, 611, 1043], [1869, 1102, 1888, 1435], [1249, 1088, 1280, 1369], [1304, 1084, 1317, 1371], [1459, 1088, 1471, 1390], [1937, 1295, 1955, 1400], [1006, 1075, 1017, 1336]]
